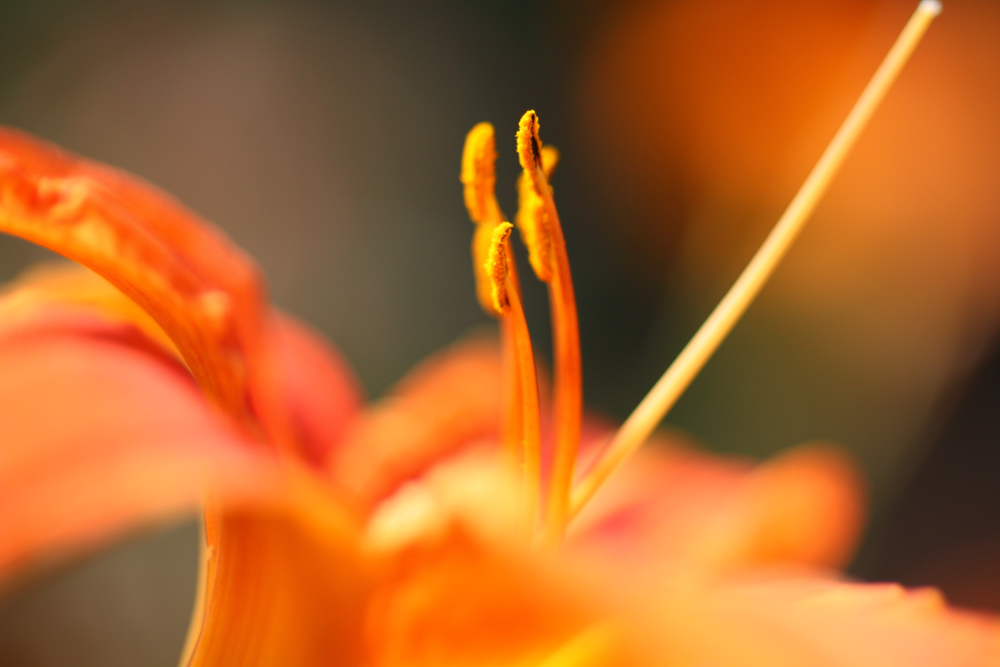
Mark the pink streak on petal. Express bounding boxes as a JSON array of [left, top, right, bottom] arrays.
[[262, 314, 363, 467]]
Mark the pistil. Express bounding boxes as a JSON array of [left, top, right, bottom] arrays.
[[570, 0, 942, 520]]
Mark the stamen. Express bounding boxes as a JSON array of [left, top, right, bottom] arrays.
[[486, 223, 514, 313], [570, 0, 941, 519], [487, 222, 543, 517], [516, 110, 583, 540]]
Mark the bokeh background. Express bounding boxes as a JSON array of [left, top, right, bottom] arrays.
[[1, 0, 998, 663]]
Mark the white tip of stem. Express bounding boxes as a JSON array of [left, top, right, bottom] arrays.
[[920, 0, 942, 17]]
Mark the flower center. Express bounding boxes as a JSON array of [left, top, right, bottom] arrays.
[[462, 0, 940, 542]]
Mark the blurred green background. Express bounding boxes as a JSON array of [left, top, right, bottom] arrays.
[[1, 0, 999, 663]]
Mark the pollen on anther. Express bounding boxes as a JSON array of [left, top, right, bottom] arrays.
[[514, 115, 560, 283], [485, 222, 514, 314], [516, 111, 544, 190], [460, 122, 500, 226]]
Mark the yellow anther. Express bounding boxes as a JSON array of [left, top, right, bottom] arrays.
[[517, 113, 560, 181], [516, 110, 544, 189], [485, 222, 514, 314], [516, 175, 552, 283], [515, 118, 561, 284], [461, 122, 501, 226], [462, 122, 507, 315]]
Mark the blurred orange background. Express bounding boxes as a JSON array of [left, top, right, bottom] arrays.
[[0, 0, 998, 663]]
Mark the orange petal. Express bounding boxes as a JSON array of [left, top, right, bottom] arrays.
[[368, 535, 609, 667], [662, 573, 1000, 666], [0, 268, 373, 663], [573, 437, 863, 573], [330, 337, 503, 510], [2, 263, 364, 467], [737, 444, 864, 568], [0, 128, 272, 427], [0, 305, 278, 580], [364, 451, 614, 667], [0, 261, 177, 353]]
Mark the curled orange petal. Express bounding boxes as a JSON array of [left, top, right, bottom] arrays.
[[0, 261, 176, 353], [0, 256, 368, 665], [0, 128, 278, 434]]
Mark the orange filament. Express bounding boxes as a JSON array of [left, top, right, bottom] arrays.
[[500, 315, 524, 465], [515, 110, 582, 540], [461, 124, 543, 515], [487, 222, 543, 517], [569, 0, 941, 520]]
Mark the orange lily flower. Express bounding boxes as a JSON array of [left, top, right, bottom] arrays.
[[1, 2, 998, 664]]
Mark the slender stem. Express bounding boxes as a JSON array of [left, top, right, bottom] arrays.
[[503, 246, 544, 521], [571, 0, 941, 519], [543, 191, 583, 541]]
